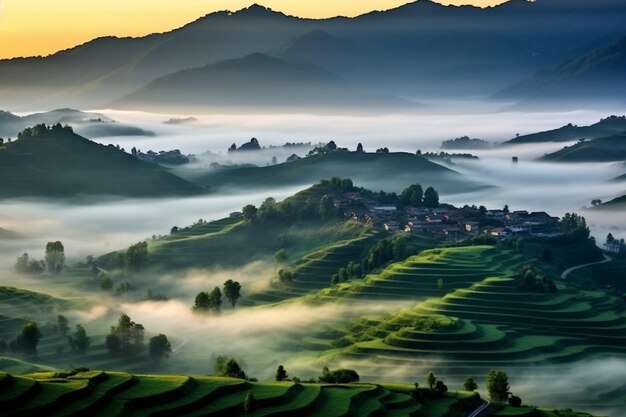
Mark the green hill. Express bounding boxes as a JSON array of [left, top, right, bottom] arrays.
[[0, 124, 204, 199], [502, 116, 626, 146], [181, 151, 485, 194], [0, 370, 597, 417], [539, 133, 626, 162]]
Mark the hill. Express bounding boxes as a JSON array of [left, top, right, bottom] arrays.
[[0, 228, 21, 240], [180, 151, 485, 194], [497, 35, 626, 102], [594, 194, 626, 210], [502, 116, 626, 145], [0, 109, 154, 138], [112, 53, 410, 111], [3, 1, 626, 107], [539, 133, 626, 162], [0, 124, 204, 199], [0, 370, 601, 417]]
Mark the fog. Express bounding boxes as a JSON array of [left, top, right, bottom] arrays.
[[87, 107, 626, 155], [0, 187, 303, 270], [0, 107, 625, 415]]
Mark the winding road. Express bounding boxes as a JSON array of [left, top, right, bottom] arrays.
[[560, 254, 612, 280], [467, 399, 490, 417]]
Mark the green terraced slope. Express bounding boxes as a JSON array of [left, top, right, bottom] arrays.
[[0, 371, 488, 417], [308, 246, 528, 302], [330, 277, 626, 378]]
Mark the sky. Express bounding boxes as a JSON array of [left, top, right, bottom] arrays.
[[0, 0, 506, 59]]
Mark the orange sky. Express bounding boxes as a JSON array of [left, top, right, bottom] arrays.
[[0, 0, 506, 59]]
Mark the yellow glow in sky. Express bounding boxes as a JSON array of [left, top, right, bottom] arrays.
[[0, 0, 506, 59]]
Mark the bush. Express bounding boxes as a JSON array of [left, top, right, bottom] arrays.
[[318, 367, 360, 383]]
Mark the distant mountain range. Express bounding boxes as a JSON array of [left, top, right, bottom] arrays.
[[497, 35, 626, 103], [0, 108, 154, 138], [595, 194, 626, 210], [1, 1, 626, 110], [112, 53, 410, 111], [0, 125, 202, 199], [502, 116, 626, 145]]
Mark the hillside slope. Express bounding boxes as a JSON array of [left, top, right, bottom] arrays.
[[540, 133, 626, 162], [502, 116, 626, 145], [0, 125, 204, 198], [0, 109, 153, 138], [181, 151, 485, 194]]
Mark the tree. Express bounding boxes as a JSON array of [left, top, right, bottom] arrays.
[[503, 204, 510, 214], [560, 213, 590, 240], [69, 324, 90, 353], [244, 391, 257, 414], [356, 143, 364, 153], [105, 314, 144, 356], [45, 241, 65, 273], [426, 372, 436, 389], [223, 279, 242, 309], [605, 233, 616, 251], [225, 359, 246, 379], [193, 291, 210, 312], [15, 253, 30, 274], [57, 315, 69, 336], [149, 334, 172, 361], [274, 249, 288, 265], [208, 287, 222, 314], [242, 205, 258, 222], [435, 380, 448, 395], [509, 395, 522, 407], [463, 376, 478, 391], [275, 365, 288, 381], [487, 370, 510, 403], [16, 322, 41, 356], [398, 184, 423, 208], [423, 187, 439, 208], [590, 199, 602, 207], [125, 241, 149, 271], [258, 197, 279, 221]]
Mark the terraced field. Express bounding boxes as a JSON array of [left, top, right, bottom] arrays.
[[0, 370, 484, 417], [334, 276, 626, 369], [308, 246, 528, 302], [568, 256, 626, 293], [245, 230, 382, 304]]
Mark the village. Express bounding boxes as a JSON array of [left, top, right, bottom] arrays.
[[333, 191, 561, 242]]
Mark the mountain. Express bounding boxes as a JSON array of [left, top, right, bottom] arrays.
[[0, 227, 21, 240], [540, 133, 626, 162], [502, 116, 626, 145], [179, 151, 487, 194], [112, 53, 411, 111], [0, 109, 154, 138], [497, 35, 626, 103], [3, 1, 626, 108], [0, 124, 204, 198]]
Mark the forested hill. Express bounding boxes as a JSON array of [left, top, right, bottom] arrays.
[[0, 124, 204, 199], [180, 150, 485, 194]]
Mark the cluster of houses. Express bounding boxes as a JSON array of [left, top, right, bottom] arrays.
[[335, 193, 560, 241]]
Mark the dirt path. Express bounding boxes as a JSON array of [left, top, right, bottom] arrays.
[[561, 254, 612, 280]]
